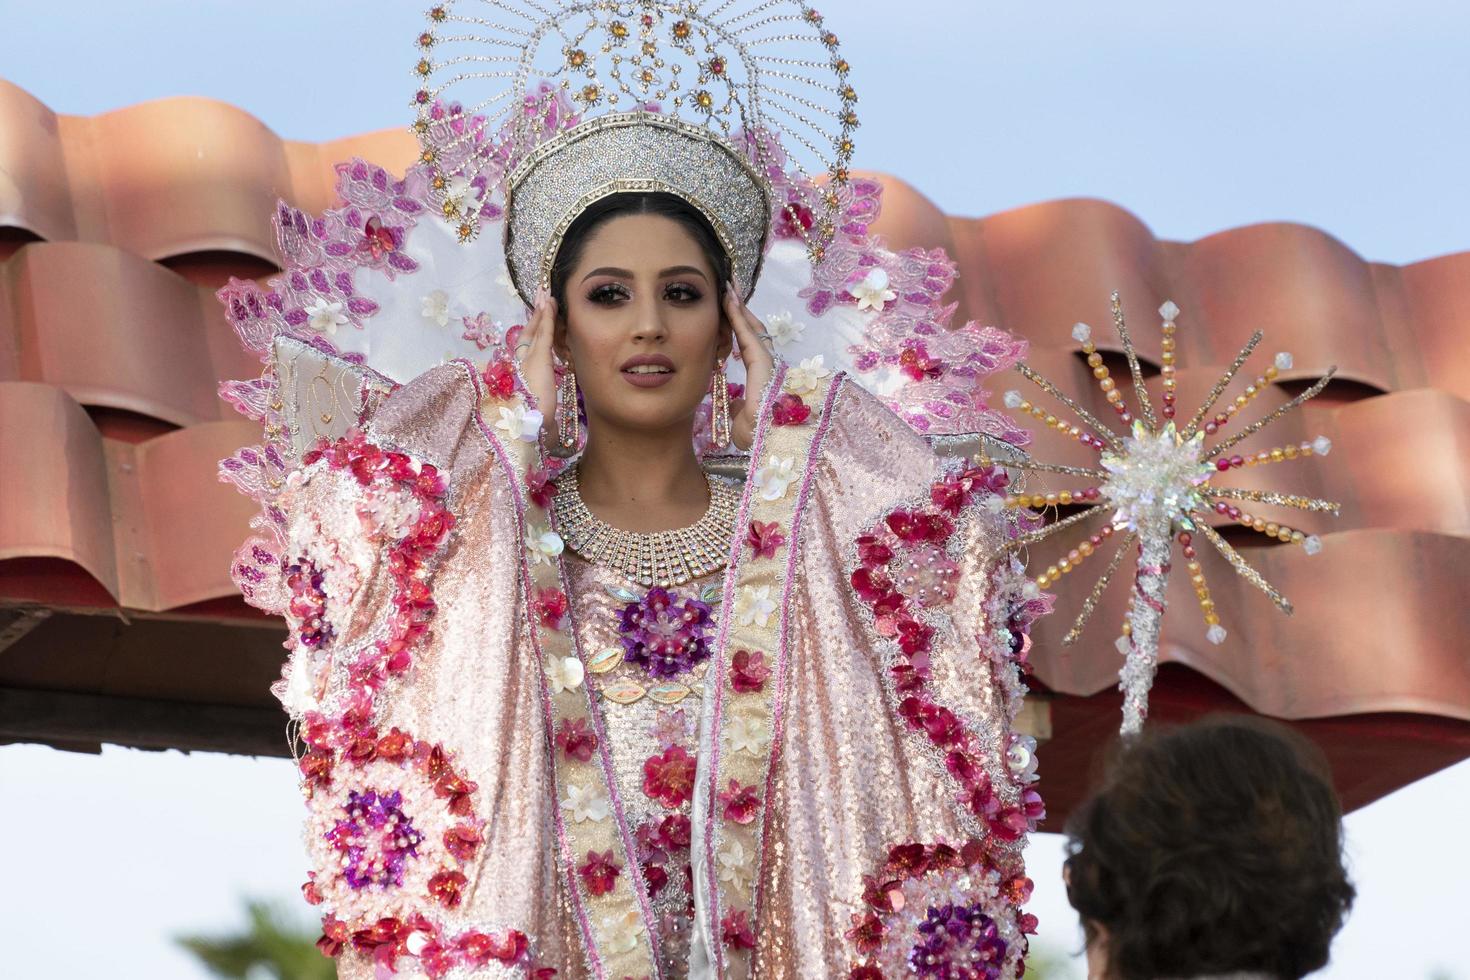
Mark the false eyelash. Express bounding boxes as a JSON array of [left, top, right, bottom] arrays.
[[587, 283, 630, 303], [585, 283, 704, 304]]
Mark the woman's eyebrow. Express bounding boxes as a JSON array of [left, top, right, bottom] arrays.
[[581, 266, 634, 282], [580, 265, 709, 282]]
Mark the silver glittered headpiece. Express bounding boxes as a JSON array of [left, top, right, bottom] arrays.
[[411, 0, 859, 307]]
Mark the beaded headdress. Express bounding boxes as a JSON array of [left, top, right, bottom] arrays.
[[411, 0, 858, 306]]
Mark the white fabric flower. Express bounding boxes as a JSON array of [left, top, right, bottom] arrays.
[[727, 716, 769, 756], [764, 310, 806, 348], [1006, 734, 1040, 784], [733, 585, 777, 628], [848, 267, 897, 312], [525, 525, 565, 565], [601, 908, 645, 954], [561, 780, 609, 823], [421, 289, 451, 327], [305, 297, 348, 336], [495, 404, 544, 443], [545, 655, 585, 694], [717, 839, 752, 893], [784, 355, 830, 397], [753, 455, 797, 501]]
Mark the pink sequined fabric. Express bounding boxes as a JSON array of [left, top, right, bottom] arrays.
[[275, 364, 1040, 978]]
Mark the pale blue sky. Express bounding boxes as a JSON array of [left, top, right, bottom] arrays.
[[1, 2, 1467, 978], [2, 1, 1467, 262]]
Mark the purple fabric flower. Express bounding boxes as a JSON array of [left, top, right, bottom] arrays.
[[617, 587, 714, 680], [326, 788, 424, 890], [285, 558, 333, 649], [909, 903, 1007, 978]]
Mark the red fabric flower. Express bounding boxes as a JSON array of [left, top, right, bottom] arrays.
[[850, 566, 892, 602], [480, 357, 518, 400], [300, 749, 332, 786], [860, 874, 905, 913], [856, 534, 893, 568], [455, 928, 530, 965], [526, 463, 558, 510], [346, 735, 377, 763], [891, 661, 928, 692], [534, 587, 570, 630], [657, 812, 692, 849], [350, 916, 401, 951], [965, 775, 1001, 820], [718, 779, 762, 825], [746, 520, 787, 559], [931, 463, 1009, 515], [895, 616, 934, 656], [944, 750, 980, 785], [928, 842, 961, 870], [428, 869, 468, 907], [1003, 874, 1035, 905], [577, 849, 622, 896], [771, 392, 812, 426], [316, 914, 348, 956], [434, 768, 478, 813], [849, 967, 883, 980], [443, 823, 483, 861], [554, 717, 599, 762], [642, 745, 697, 808], [642, 861, 670, 897], [484, 929, 531, 964], [730, 649, 772, 693], [989, 805, 1029, 842], [920, 704, 962, 747], [845, 911, 885, 954], [898, 345, 944, 381], [301, 875, 323, 905], [929, 479, 968, 516], [885, 842, 930, 878], [375, 727, 413, 761], [721, 908, 758, 950], [1021, 787, 1046, 828], [885, 509, 954, 544]]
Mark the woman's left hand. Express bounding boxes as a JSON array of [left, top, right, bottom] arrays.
[[722, 280, 776, 451]]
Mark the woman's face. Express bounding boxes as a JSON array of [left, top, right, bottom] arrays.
[[554, 212, 730, 442]]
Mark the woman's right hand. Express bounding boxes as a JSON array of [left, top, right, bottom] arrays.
[[516, 287, 559, 436]]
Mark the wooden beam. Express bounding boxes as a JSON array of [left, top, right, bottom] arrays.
[[0, 608, 52, 653], [0, 688, 291, 758]]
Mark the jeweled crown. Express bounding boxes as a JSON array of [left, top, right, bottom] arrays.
[[412, 0, 858, 306]]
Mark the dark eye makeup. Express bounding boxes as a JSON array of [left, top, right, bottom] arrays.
[[585, 281, 704, 305]]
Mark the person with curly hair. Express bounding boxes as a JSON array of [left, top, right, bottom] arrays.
[[1064, 715, 1356, 980]]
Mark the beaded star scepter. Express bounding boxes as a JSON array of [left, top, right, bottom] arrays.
[[982, 294, 1341, 734]]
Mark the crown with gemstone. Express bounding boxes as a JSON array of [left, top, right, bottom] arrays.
[[412, 0, 858, 306]]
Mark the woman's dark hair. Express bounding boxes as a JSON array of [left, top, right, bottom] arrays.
[[1064, 715, 1355, 980], [548, 191, 734, 311]]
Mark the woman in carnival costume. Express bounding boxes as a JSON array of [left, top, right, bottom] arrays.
[[218, 2, 1049, 976]]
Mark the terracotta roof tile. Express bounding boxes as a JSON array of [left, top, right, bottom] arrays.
[[1, 87, 1465, 796]]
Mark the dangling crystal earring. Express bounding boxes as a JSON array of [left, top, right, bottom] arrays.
[[711, 360, 731, 449], [558, 368, 579, 449]]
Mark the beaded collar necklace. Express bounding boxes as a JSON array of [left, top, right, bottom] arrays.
[[552, 467, 740, 588]]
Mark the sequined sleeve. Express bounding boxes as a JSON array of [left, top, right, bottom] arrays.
[[720, 378, 1046, 979], [272, 362, 576, 978]]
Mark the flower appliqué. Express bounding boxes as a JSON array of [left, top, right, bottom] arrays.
[[616, 586, 715, 680]]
